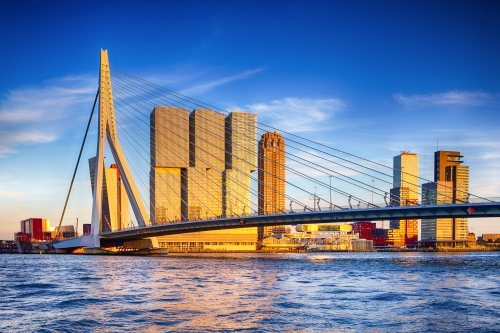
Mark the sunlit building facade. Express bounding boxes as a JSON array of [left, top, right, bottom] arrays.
[[88, 157, 130, 231], [152, 109, 258, 250], [189, 109, 225, 219], [421, 150, 470, 247], [262, 224, 359, 250], [258, 132, 286, 240], [223, 111, 257, 216], [389, 151, 419, 246], [150, 107, 190, 223]]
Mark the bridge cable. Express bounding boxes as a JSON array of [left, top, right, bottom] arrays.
[[56, 88, 99, 238], [110, 67, 488, 203]]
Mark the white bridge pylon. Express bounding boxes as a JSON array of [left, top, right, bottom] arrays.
[[89, 49, 149, 248]]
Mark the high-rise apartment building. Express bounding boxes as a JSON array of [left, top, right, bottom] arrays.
[[89, 157, 130, 231], [389, 151, 419, 246], [258, 132, 286, 240], [421, 150, 469, 247]]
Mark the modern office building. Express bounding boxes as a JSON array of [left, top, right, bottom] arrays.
[[421, 151, 470, 248], [189, 109, 225, 219], [351, 221, 376, 240], [150, 106, 190, 223], [389, 151, 419, 246], [258, 132, 286, 240], [351, 221, 404, 247], [89, 157, 130, 231], [224, 111, 257, 216], [19, 218, 50, 241], [151, 108, 258, 250], [434, 150, 470, 205], [434, 150, 462, 182]]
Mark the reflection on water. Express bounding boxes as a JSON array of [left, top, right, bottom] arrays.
[[0, 252, 499, 332]]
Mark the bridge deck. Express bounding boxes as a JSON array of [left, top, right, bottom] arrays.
[[97, 202, 500, 246]]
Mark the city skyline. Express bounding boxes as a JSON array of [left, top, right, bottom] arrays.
[[1, 1, 500, 239]]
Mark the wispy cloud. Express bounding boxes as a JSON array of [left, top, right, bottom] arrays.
[[242, 97, 345, 132], [181, 68, 264, 95], [394, 91, 497, 108], [0, 75, 95, 157]]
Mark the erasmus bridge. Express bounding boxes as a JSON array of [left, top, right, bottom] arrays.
[[54, 50, 500, 250]]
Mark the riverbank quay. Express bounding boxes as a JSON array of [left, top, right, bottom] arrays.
[[1, 242, 495, 255], [166, 247, 495, 254]]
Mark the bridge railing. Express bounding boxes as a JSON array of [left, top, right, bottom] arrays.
[[101, 197, 500, 234]]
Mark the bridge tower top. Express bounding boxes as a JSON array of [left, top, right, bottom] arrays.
[[89, 49, 150, 248]]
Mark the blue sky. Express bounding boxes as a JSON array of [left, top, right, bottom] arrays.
[[1, 0, 500, 239]]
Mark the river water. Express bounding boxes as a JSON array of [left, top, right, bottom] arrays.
[[0, 252, 499, 332]]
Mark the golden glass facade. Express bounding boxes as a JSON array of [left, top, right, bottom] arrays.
[[190, 109, 225, 170], [150, 107, 189, 223], [156, 227, 258, 251], [150, 108, 258, 250], [393, 152, 419, 202], [181, 167, 207, 221], [434, 150, 462, 182], [223, 169, 252, 216], [390, 152, 419, 245], [152, 168, 183, 222], [104, 166, 130, 231], [258, 132, 286, 240], [150, 107, 189, 168], [89, 157, 130, 231], [223, 111, 257, 217], [421, 181, 456, 242], [225, 112, 257, 171], [424, 151, 470, 246], [189, 109, 225, 219]]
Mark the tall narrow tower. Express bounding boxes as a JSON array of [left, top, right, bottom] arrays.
[[258, 132, 286, 240], [150, 106, 190, 223], [224, 111, 257, 217], [88, 157, 130, 232], [429, 150, 469, 247], [389, 151, 418, 246]]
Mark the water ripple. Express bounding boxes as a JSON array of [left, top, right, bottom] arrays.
[[0, 252, 499, 332]]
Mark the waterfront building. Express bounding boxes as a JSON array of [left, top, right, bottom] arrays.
[[351, 221, 376, 240], [482, 234, 500, 242], [421, 151, 470, 248], [468, 232, 476, 246], [189, 109, 225, 219], [83, 224, 91, 235], [372, 228, 389, 247], [156, 228, 258, 251], [89, 157, 130, 231], [434, 150, 462, 182], [297, 224, 352, 233], [351, 222, 404, 247], [150, 107, 189, 223], [19, 218, 50, 241], [224, 111, 257, 217], [389, 151, 418, 246], [258, 132, 286, 241], [262, 226, 359, 250], [151, 109, 258, 250], [387, 228, 405, 247]]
